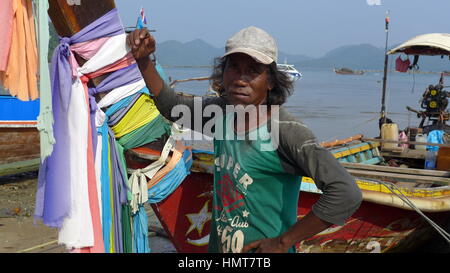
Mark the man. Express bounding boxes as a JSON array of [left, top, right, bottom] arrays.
[[127, 26, 362, 253]]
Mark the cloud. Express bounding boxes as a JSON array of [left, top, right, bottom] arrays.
[[366, 0, 382, 6]]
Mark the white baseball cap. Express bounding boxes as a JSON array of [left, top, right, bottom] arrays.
[[223, 26, 278, 65]]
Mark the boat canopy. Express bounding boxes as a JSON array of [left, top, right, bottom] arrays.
[[388, 33, 450, 56]]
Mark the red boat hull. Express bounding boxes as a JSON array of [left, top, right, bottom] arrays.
[[142, 171, 449, 253]]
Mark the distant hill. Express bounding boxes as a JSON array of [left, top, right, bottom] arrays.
[[296, 44, 385, 70], [295, 43, 450, 72], [156, 39, 222, 66], [156, 39, 449, 72], [155, 39, 312, 66]]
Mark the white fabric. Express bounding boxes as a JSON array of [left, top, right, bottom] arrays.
[[58, 77, 94, 249], [78, 34, 130, 75]]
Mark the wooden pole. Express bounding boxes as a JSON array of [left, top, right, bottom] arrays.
[[48, 0, 116, 37], [47, 0, 117, 94], [380, 11, 390, 126], [320, 134, 363, 148]]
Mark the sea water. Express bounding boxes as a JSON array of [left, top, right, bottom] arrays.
[[163, 66, 446, 142]]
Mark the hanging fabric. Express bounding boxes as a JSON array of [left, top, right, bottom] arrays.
[[35, 8, 125, 229], [37, 6, 192, 254], [36, 0, 55, 161], [0, 0, 14, 71], [395, 55, 410, 73], [0, 0, 39, 101]]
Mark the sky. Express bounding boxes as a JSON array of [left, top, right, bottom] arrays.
[[116, 0, 450, 58]]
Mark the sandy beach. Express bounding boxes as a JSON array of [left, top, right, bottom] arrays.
[[0, 171, 176, 253]]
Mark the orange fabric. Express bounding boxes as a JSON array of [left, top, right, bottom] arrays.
[[147, 142, 192, 189], [0, 0, 39, 101]]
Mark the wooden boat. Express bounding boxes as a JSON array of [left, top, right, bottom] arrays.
[[333, 67, 364, 75], [48, 1, 450, 253], [0, 88, 40, 176]]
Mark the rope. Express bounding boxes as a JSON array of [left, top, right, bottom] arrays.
[[373, 179, 450, 244]]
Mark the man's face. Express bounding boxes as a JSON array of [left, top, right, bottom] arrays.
[[223, 53, 273, 106]]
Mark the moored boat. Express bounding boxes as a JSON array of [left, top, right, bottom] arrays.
[[277, 63, 302, 81], [0, 87, 40, 175], [126, 135, 450, 253], [334, 67, 364, 75]]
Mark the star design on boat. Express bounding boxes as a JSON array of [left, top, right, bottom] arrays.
[[185, 201, 212, 236]]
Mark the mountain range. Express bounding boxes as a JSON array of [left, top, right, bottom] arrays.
[[155, 39, 450, 72], [46, 21, 449, 72]]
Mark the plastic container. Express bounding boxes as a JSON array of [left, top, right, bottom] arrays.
[[381, 123, 399, 150], [425, 150, 437, 169], [415, 134, 427, 150]]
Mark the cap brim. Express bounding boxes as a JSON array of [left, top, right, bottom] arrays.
[[223, 47, 275, 65]]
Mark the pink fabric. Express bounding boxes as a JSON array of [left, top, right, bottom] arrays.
[[70, 37, 110, 60], [395, 56, 410, 73], [69, 37, 111, 77], [72, 76, 105, 253], [0, 0, 13, 71]]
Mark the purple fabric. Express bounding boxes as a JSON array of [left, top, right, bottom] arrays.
[[35, 8, 126, 228], [88, 63, 142, 158]]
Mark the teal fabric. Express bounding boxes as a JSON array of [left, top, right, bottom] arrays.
[[36, 0, 55, 160], [132, 205, 151, 253]]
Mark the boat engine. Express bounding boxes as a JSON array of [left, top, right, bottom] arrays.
[[412, 83, 450, 133], [420, 84, 449, 114]]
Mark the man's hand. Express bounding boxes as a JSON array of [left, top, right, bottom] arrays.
[[241, 237, 290, 253], [126, 28, 156, 60], [241, 212, 332, 253]]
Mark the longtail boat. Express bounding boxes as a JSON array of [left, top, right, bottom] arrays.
[[48, 0, 450, 253], [0, 88, 40, 175], [333, 67, 364, 75]]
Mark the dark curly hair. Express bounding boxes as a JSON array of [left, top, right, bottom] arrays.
[[210, 56, 294, 105]]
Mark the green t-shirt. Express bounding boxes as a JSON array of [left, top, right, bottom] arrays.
[[208, 113, 300, 253]]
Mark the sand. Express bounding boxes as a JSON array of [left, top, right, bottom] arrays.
[[0, 171, 176, 253]]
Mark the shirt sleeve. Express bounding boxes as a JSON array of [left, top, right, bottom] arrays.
[[275, 108, 362, 226], [154, 81, 226, 137]]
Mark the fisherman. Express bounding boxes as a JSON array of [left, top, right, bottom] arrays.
[[127, 26, 362, 253]]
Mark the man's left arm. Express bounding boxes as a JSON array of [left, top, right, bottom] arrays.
[[242, 116, 363, 253]]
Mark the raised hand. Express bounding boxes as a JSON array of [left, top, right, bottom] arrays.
[[126, 28, 156, 60]]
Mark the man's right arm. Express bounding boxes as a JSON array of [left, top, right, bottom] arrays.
[[129, 29, 225, 134]]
